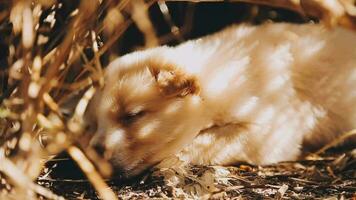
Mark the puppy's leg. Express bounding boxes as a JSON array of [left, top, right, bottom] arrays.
[[176, 122, 303, 166]]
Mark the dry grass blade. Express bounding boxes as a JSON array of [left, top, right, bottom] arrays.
[[0, 157, 65, 200], [157, 0, 185, 43], [67, 87, 96, 135], [131, 0, 159, 47], [1, 0, 121, 198], [67, 146, 118, 200], [312, 129, 356, 156]]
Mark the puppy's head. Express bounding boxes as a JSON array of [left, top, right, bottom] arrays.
[[87, 48, 205, 177]]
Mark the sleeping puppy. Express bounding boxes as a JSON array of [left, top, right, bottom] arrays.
[[87, 23, 356, 177]]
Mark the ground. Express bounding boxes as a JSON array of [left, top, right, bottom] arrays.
[[40, 148, 355, 199]]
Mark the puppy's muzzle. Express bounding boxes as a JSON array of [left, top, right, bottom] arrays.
[[92, 142, 106, 158]]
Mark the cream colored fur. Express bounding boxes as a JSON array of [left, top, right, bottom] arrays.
[[88, 23, 356, 177]]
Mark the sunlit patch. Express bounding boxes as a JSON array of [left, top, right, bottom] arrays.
[[255, 106, 275, 124], [105, 129, 125, 149], [190, 95, 201, 106], [304, 114, 318, 130], [347, 69, 356, 84], [298, 39, 325, 58], [194, 133, 214, 146], [137, 121, 160, 139], [260, 124, 297, 163], [308, 105, 327, 129], [234, 25, 254, 38], [206, 58, 249, 95], [163, 100, 182, 114], [170, 42, 216, 75], [213, 141, 245, 164], [233, 96, 259, 117], [267, 44, 293, 70], [265, 75, 289, 92]]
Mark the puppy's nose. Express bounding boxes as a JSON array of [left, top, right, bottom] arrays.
[[92, 142, 106, 157]]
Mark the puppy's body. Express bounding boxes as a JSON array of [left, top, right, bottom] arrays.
[[89, 23, 356, 176]]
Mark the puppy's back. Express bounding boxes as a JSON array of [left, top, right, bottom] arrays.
[[175, 23, 356, 150]]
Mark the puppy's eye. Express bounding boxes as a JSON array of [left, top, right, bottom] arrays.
[[121, 110, 146, 125]]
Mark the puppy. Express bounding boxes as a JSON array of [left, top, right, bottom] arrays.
[[87, 23, 356, 177]]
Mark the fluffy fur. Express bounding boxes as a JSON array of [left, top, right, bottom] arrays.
[[87, 23, 356, 177]]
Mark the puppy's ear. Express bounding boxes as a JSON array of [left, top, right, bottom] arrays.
[[149, 66, 200, 97]]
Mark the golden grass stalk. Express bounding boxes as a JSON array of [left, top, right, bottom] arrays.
[[0, 0, 134, 198], [0, 157, 65, 200], [67, 146, 117, 200]]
